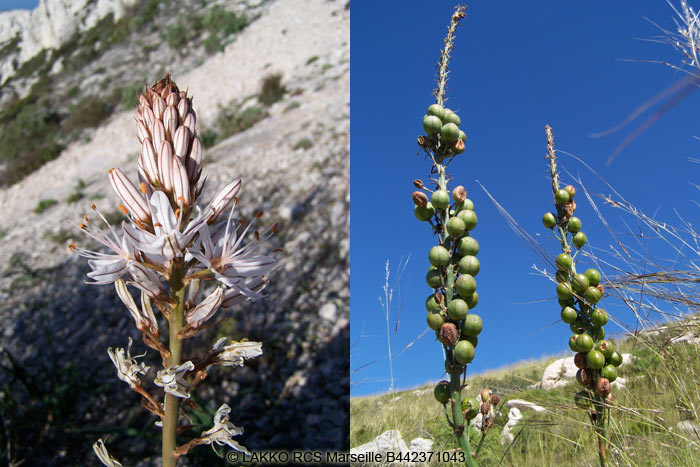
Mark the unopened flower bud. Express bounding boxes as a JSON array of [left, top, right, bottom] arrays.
[[412, 191, 429, 207], [452, 186, 467, 203]]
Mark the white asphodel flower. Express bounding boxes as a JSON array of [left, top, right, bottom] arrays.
[[107, 338, 149, 389], [70, 205, 135, 285], [123, 191, 208, 263], [213, 339, 263, 367], [200, 404, 250, 456], [93, 439, 123, 467], [186, 207, 276, 299], [154, 361, 195, 398]]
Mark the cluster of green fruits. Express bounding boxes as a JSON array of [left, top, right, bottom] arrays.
[[544, 184, 621, 405], [417, 184, 482, 370], [421, 104, 467, 158]]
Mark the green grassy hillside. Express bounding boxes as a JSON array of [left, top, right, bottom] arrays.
[[351, 318, 700, 466]]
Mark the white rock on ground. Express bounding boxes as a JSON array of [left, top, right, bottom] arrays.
[[350, 430, 433, 466], [501, 400, 546, 445], [675, 420, 700, 435]]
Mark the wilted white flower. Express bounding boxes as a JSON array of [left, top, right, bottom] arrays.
[[107, 338, 149, 389], [185, 286, 225, 328], [114, 279, 159, 334], [200, 404, 250, 455], [93, 439, 123, 467], [154, 361, 195, 398], [215, 340, 263, 367]]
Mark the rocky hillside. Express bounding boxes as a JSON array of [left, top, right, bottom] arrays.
[[0, 0, 349, 465]]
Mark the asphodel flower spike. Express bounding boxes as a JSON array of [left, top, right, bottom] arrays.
[[77, 74, 277, 467]]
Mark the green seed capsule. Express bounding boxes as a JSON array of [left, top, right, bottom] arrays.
[[461, 198, 474, 211], [464, 334, 478, 348], [434, 381, 451, 404], [425, 294, 441, 312], [567, 217, 582, 233], [569, 335, 580, 352], [584, 268, 601, 286], [427, 311, 445, 330], [454, 340, 475, 364], [465, 291, 479, 309], [446, 217, 467, 238], [462, 397, 479, 419], [456, 274, 477, 298], [427, 104, 445, 120], [586, 349, 606, 369], [443, 108, 461, 126], [542, 212, 557, 229], [441, 123, 460, 143], [572, 273, 590, 294], [447, 299, 469, 321], [555, 270, 570, 283], [570, 321, 586, 334], [591, 308, 608, 327], [609, 351, 623, 367], [576, 334, 594, 353], [596, 340, 614, 359], [431, 190, 450, 210], [423, 115, 442, 135], [556, 282, 574, 301], [426, 268, 443, 288], [461, 314, 483, 336], [601, 364, 618, 382], [414, 203, 435, 221], [555, 189, 570, 205], [559, 297, 575, 307], [457, 210, 478, 231], [555, 253, 573, 271], [573, 232, 587, 249], [592, 326, 605, 341], [458, 256, 480, 276], [584, 286, 602, 304], [457, 237, 479, 256], [560, 306, 578, 324], [458, 130, 467, 142], [429, 246, 450, 267]]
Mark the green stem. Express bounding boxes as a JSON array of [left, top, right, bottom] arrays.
[[595, 402, 608, 467], [162, 268, 186, 467], [450, 369, 477, 467], [435, 5, 467, 106]]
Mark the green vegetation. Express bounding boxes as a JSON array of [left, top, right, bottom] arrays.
[[34, 199, 58, 214], [259, 73, 286, 106], [350, 318, 700, 466], [293, 138, 313, 151]]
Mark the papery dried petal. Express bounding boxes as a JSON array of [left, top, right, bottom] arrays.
[[93, 439, 123, 467]]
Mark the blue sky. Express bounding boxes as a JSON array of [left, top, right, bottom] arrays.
[[0, 0, 38, 12], [350, 2, 700, 396]]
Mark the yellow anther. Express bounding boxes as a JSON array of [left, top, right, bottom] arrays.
[[119, 205, 129, 215]]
